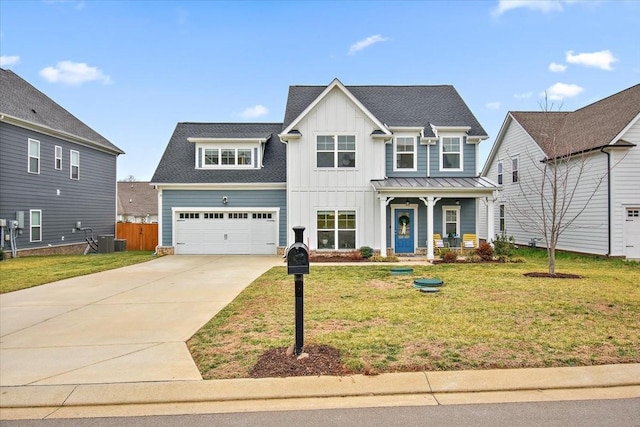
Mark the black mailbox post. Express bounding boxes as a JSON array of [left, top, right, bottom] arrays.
[[286, 226, 310, 355]]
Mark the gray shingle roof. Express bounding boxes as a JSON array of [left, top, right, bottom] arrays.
[[511, 84, 640, 158], [117, 181, 158, 216], [284, 85, 487, 137], [151, 123, 285, 184], [0, 68, 123, 154]]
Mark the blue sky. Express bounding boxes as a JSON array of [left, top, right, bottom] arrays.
[[1, 0, 639, 181]]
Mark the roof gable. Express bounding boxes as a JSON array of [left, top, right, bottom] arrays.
[[283, 80, 488, 138], [117, 181, 157, 216], [0, 68, 123, 154], [281, 78, 390, 136]]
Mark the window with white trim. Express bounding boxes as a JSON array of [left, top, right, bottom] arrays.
[[442, 206, 460, 238], [55, 146, 62, 170], [499, 204, 505, 232], [441, 137, 462, 170], [316, 135, 356, 168], [497, 161, 503, 185], [30, 209, 42, 242], [70, 150, 80, 180], [317, 210, 356, 250], [28, 138, 40, 174], [512, 157, 519, 183], [202, 147, 253, 168], [394, 136, 416, 170]]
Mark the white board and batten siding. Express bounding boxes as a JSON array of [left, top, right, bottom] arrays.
[[286, 87, 386, 250]]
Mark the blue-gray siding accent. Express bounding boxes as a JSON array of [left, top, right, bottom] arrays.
[[0, 122, 118, 251], [428, 142, 476, 177], [385, 143, 428, 177], [161, 189, 287, 246]]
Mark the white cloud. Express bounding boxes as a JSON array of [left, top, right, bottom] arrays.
[[43, 0, 86, 10], [348, 35, 389, 55], [39, 61, 112, 85], [240, 104, 268, 119], [0, 55, 20, 67], [549, 62, 567, 72], [486, 102, 502, 110], [544, 82, 584, 100], [565, 50, 618, 70], [493, 0, 564, 16], [514, 91, 534, 99]]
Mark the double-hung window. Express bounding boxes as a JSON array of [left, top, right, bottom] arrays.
[[317, 210, 356, 250], [512, 157, 519, 183], [316, 135, 355, 168], [55, 146, 63, 170], [442, 206, 460, 238], [30, 209, 42, 242], [497, 161, 503, 185], [441, 137, 462, 170], [499, 204, 505, 232], [28, 138, 40, 174], [70, 150, 80, 180], [395, 137, 416, 170]]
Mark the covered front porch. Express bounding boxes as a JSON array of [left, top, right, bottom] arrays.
[[371, 177, 500, 260]]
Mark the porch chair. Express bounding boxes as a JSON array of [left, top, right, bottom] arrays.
[[433, 234, 445, 252], [462, 234, 478, 249]]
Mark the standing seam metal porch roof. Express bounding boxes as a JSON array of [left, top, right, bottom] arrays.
[[371, 177, 499, 192]]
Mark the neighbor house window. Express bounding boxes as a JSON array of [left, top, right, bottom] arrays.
[[441, 137, 462, 170], [202, 148, 252, 167], [512, 157, 519, 183], [442, 206, 460, 238], [30, 209, 42, 242], [499, 204, 505, 232], [394, 137, 416, 170], [70, 150, 80, 180], [497, 161, 503, 185], [317, 210, 356, 250], [316, 135, 355, 168], [55, 146, 62, 170], [28, 138, 40, 174]]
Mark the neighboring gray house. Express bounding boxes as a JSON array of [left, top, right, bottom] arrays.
[[480, 84, 640, 259], [0, 68, 124, 256], [117, 181, 158, 223], [151, 79, 498, 259]]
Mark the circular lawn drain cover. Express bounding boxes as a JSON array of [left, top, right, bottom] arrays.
[[390, 267, 413, 275], [414, 278, 444, 287]]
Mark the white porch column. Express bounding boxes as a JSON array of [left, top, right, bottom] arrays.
[[379, 197, 387, 257], [426, 197, 435, 261], [487, 194, 495, 246]]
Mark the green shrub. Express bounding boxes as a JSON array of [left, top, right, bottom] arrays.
[[359, 246, 374, 259], [467, 254, 482, 263], [493, 234, 516, 257], [475, 242, 494, 261], [369, 255, 399, 262]]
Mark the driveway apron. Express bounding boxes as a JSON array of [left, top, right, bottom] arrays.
[[0, 255, 281, 386]]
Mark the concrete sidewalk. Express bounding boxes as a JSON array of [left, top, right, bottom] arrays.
[[2, 364, 639, 420]]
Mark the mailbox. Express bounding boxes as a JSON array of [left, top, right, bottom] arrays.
[[286, 226, 309, 275]]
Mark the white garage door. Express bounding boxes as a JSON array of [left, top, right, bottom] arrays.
[[175, 211, 277, 255]]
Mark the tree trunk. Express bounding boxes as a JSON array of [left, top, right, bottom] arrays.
[[548, 246, 556, 276]]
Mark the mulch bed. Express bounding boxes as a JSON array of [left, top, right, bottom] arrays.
[[249, 344, 350, 378], [523, 272, 582, 279]]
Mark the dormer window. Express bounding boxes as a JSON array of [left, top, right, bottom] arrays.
[[201, 147, 254, 168]]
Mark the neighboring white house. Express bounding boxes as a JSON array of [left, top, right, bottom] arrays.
[[480, 84, 640, 260]]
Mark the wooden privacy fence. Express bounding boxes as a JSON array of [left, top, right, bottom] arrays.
[[116, 222, 158, 251]]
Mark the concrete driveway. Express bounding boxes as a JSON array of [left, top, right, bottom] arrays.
[[0, 255, 281, 386]]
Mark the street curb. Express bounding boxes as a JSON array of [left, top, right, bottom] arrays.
[[2, 364, 639, 409]]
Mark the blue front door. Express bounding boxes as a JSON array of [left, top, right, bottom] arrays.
[[395, 209, 414, 254]]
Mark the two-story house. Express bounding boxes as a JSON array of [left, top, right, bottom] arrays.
[[480, 84, 640, 260], [0, 68, 124, 256], [151, 78, 499, 260]]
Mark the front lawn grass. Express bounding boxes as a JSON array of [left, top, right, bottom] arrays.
[[188, 252, 639, 379], [0, 251, 155, 293]]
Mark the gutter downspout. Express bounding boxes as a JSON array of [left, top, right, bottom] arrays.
[[600, 146, 611, 256]]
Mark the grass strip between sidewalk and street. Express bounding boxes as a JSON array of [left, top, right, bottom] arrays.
[[188, 251, 639, 379]]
